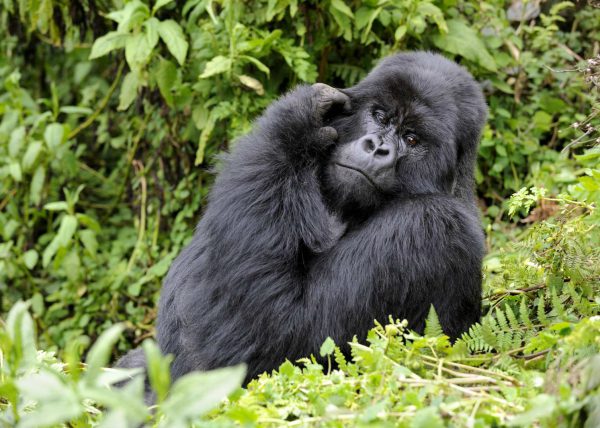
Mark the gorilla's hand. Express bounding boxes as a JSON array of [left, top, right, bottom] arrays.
[[312, 83, 351, 123]]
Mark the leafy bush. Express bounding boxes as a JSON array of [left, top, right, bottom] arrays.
[[1, 0, 599, 426]]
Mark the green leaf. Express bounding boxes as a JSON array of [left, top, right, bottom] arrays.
[[42, 214, 78, 267], [79, 229, 98, 257], [44, 201, 69, 211], [5, 301, 37, 371], [156, 59, 177, 106], [199, 55, 232, 79], [238, 74, 264, 95], [157, 20, 188, 65], [23, 249, 39, 269], [239, 55, 270, 76], [125, 21, 158, 70], [410, 407, 444, 428], [8, 126, 25, 158], [9, 161, 22, 182], [84, 324, 125, 384], [30, 165, 45, 205], [143, 340, 172, 403], [330, 0, 354, 18], [44, 123, 65, 150], [432, 20, 497, 71], [152, 0, 173, 14], [16, 370, 83, 428], [320, 337, 335, 357], [424, 305, 444, 337], [89, 31, 128, 60], [118, 71, 141, 111], [161, 365, 246, 422], [22, 140, 43, 171]]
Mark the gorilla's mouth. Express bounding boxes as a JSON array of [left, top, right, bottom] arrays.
[[335, 163, 383, 193]]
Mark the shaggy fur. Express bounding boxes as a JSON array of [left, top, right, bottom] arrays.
[[118, 52, 488, 387]]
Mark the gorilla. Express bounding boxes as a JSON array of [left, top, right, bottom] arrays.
[[118, 51, 487, 387]]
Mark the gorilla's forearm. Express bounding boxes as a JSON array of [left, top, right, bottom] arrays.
[[307, 195, 484, 346]]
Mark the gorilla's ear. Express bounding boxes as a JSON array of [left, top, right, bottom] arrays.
[[452, 89, 488, 207]]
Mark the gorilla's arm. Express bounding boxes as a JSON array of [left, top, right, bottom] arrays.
[[157, 85, 348, 380], [307, 195, 484, 346]]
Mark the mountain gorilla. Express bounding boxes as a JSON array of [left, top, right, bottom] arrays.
[[118, 52, 487, 386]]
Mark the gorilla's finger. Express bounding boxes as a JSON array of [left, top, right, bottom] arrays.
[[318, 126, 338, 141]]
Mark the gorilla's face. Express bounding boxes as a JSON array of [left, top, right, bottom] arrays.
[[323, 66, 461, 215]]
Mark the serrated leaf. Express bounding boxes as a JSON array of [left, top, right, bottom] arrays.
[[89, 31, 128, 59], [199, 55, 232, 78], [157, 20, 188, 65]]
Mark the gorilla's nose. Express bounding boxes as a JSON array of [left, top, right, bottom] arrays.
[[358, 134, 396, 167]]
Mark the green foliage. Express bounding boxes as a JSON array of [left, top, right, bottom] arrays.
[[0, 0, 599, 426]]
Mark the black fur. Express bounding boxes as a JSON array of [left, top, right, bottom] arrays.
[[118, 52, 487, 387]]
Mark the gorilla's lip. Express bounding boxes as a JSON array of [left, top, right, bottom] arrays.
[[334, 163, 384, 193]]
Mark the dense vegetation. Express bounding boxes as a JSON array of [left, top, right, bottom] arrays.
[[0, 0, 599, 426]]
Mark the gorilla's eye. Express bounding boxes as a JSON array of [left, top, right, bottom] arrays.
[[404, 133, 418, 146], [373, 109, 388, 124]]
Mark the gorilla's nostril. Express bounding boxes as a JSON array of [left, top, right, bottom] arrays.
[[375, 147, 390, 157], [362, 138, 376, 153]]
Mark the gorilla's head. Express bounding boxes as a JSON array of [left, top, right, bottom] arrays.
[[323, 52, 487, 216]]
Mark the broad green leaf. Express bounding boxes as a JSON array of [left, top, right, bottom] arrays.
[[432, 19, 497, 71], [89, 31, 128, 60], [410, 407, 444, 428], [44, 123, 65, 150], [125, 22, 158, 70], [156, 59, 177, 106], [118, 71, 140, 111], [160, 365, 246, 424], [199, 55, 232, 79], [157, 20, 188, 65]]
